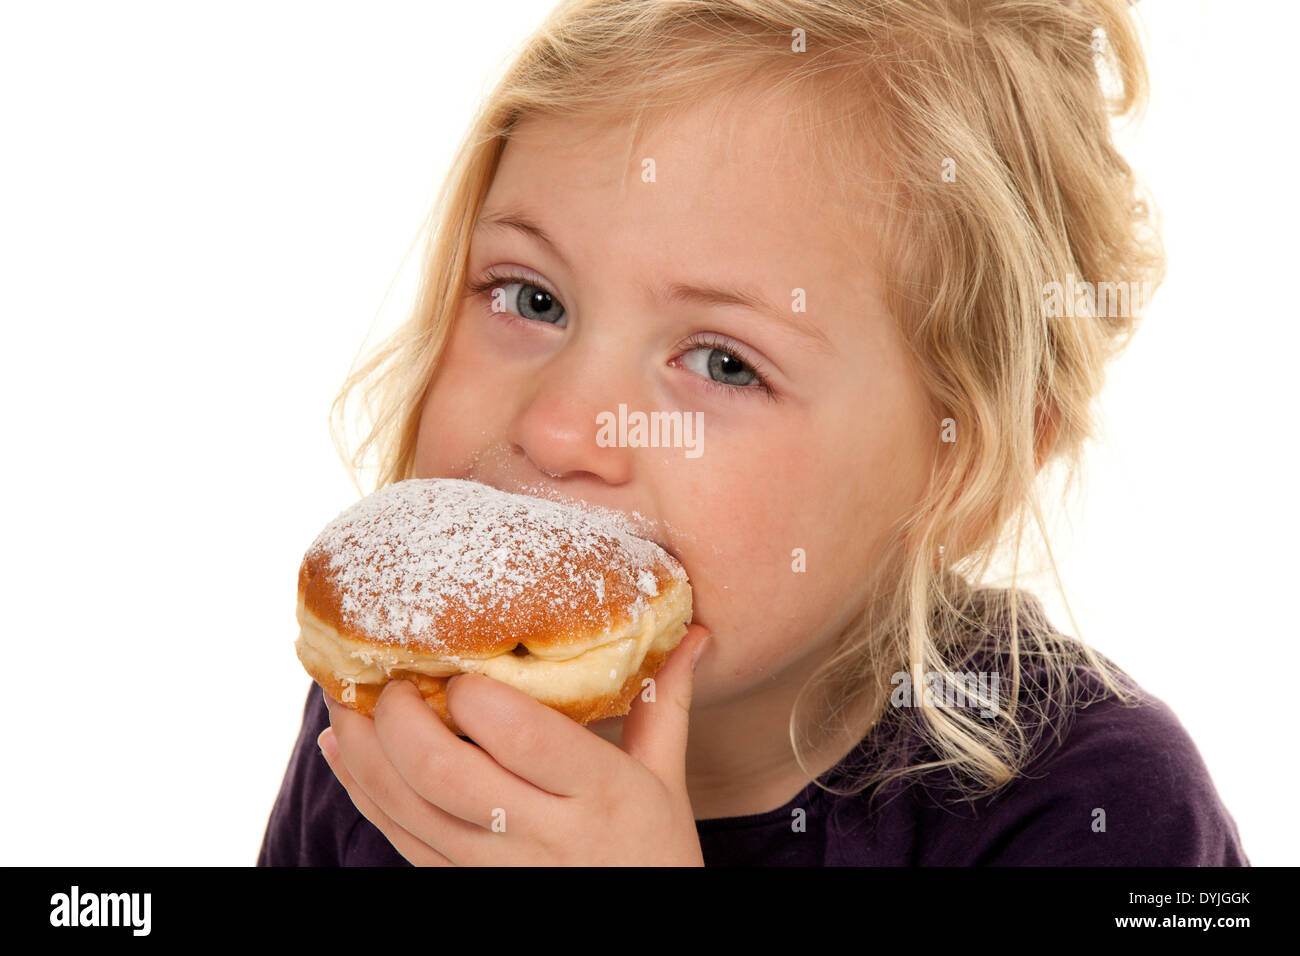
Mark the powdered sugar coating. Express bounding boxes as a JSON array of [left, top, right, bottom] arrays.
[[299, 478, 687, 653]]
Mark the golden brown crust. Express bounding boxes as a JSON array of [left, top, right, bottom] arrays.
[[298, 542, 680, 658], [297, 479, 687, 658]]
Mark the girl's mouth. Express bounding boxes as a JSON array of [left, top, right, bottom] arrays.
[[491, 477, 684, 565]]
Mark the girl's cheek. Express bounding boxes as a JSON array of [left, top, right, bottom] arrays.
[[688, 491, 844, 664], [684, 549, 788, 644], [467, 303, 564, 365]]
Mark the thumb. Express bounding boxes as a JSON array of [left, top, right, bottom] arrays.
[[620, 623, 711, 789]]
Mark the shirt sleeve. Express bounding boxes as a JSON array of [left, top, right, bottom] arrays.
[[256, 682, 367, 866], [953, 691, 1250, 866]]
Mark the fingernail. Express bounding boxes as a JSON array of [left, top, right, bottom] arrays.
[[691, 635, 712, 668], [317, 728, 338, 761]]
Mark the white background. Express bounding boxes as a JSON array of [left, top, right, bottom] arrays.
[[1, 0, 1294, 865]]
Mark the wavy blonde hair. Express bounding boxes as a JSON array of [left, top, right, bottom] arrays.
[[329, 0, 1164, 803]]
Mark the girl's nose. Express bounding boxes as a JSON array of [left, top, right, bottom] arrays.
[[505, 345, 639, 487]]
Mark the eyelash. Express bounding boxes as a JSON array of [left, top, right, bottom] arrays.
[[465, 268, 778, 401], [677, 333, 777, 400]]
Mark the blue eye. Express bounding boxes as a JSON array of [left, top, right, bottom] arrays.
[[681, 343, 759, 387], [465, 269, 778, 400], [468, 269, 566, 326], [676, 334, 776, 399]]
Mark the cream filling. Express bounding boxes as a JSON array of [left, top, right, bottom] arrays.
[[296, 578, 691, 704]]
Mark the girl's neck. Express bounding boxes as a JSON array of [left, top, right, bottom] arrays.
[[687, 669, 879, 820], [593, 659, 880, 821]]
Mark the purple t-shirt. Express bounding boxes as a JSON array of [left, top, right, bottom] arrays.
[[258, 624, 1248, 866]]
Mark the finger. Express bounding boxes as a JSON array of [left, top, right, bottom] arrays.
[[444, 672, 630, 798], [316, 727, 453, 866], [325, 692, 489, 864], [372, 679, 555, 827], [620, 624, 711, 790]]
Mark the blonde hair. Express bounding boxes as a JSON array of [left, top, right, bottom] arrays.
[[330, 0, 1164, 804]]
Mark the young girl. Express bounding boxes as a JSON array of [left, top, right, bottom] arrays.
[[259, 0, 1247, 866]]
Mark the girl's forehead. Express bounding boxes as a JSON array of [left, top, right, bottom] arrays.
[[498, 93, 864, 215]]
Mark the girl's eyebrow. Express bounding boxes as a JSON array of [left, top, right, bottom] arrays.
[[475, 208, 833, 353], [477, 211, 568, 266], [655, 280, 832, 352]]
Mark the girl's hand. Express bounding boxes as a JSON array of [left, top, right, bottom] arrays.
[[317, 624, 712, 866]]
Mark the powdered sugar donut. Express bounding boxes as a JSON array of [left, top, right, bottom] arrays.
[[295, 478, 692, 734]]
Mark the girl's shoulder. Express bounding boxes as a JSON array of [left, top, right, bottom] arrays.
[[823, 591, 1250, 866], [960, 674, 1248, 865]]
